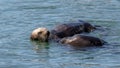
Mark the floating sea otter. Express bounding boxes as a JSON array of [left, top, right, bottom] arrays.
[[30, 20, 105, 47], [60, 34, 105, 47]]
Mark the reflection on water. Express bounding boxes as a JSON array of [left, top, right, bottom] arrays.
[[31, 41, 50, 52], [0, 0, 120, 68]]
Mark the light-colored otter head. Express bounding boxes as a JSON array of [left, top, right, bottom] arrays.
[[30, 27, 50, 42]]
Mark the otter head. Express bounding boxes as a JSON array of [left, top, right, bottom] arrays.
[[84, 23, 96, 32], [30, 27, 50, 42]]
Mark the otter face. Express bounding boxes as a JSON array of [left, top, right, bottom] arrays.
[[30, 27, 50, 42]]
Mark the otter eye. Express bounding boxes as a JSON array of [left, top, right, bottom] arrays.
[[38, 32, 42, 34]]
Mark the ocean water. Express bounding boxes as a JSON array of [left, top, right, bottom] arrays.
[[0, 0, 120, 68]]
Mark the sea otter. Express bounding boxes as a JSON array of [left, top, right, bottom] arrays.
[[30, 20, 96, 42], [60, 34, 106, 47], [30, 27, 50, 42]]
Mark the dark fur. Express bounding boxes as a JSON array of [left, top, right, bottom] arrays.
[[60, 34, 106, 47], [50, 20, 95, 39]]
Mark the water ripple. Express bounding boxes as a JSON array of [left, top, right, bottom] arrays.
[[0, 0, 120, 68]]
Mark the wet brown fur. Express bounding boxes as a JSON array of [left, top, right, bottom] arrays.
[[60, 34, 105, 47], [50, 20, 95, 39]]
